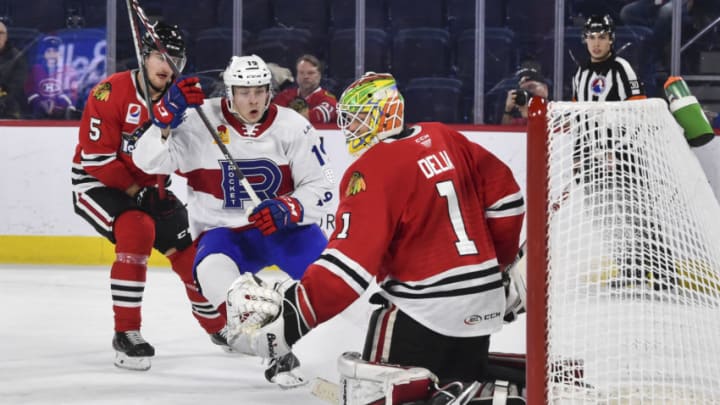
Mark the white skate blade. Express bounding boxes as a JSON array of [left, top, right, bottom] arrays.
[[310, 378, 340, 404], [271, 370, 309, 389], [114, 352, 152, 371]]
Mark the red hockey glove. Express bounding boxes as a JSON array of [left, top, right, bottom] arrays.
[[152, 76, 204, 129], [249, 196, 303, 236]]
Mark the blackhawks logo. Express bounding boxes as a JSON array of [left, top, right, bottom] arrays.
[[92, 82, 111, 101], [345, 171, 366, 196]]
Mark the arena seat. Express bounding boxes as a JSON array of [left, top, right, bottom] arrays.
[[403, 77, 464, 123], [392, 27, 451, 85]]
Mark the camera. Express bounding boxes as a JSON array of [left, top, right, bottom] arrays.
[[514, 89, 531, 106]]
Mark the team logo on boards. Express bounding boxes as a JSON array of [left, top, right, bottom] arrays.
[[591, 76, 606, 95], [345, 171, 366, 197], [215, 124, 230, 144], [93, 82, 111, 101], [125, 103, 142, 125]]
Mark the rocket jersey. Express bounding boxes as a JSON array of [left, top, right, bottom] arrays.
[[299, 123, 525, 337], [132, 100, 335, 237], [572, 53, 645, 101], [72, 70, 157, 192]]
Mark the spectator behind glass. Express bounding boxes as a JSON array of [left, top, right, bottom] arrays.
[[272, 54, 337, 124], [501, 68, 550, 125], [25, 36, 76, 119], [0, 20, 28, 118]]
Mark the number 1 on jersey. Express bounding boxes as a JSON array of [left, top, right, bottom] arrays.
[[436, 180, 478, 256]]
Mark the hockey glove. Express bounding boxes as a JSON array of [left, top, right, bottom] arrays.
[[152, 76, 204, 129], [135, 186, 180, 218], [249, 196, 303, 236], [227, 278, 312, 359]]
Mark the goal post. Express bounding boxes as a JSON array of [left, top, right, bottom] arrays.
[[525, 97, 720, 404]]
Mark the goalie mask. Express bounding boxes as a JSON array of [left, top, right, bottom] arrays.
[[222, 55, 273, 121], [336, 72, 404, 157], [142, 21, 187, 71]]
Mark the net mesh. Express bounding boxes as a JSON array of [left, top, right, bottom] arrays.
[[544, 99, 720, 404]]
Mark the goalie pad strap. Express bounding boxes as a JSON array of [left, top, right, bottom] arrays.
[[282, 284, 313, 346]]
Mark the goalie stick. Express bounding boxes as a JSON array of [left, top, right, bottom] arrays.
[[127, 0, 262, 207]]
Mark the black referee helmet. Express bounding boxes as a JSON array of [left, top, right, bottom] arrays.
[[582, 14, 615, 42]]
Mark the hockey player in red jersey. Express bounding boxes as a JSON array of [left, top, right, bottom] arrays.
[[272, 54, 337, 124], [71, 22, 227, 371], [132, 54, 334, 388], [227, 72, 525, 391]]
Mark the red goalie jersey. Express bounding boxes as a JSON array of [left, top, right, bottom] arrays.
[[298, 123, 525, 337]]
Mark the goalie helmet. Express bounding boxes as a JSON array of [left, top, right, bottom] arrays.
[[141, 21, 187, 71], [336, 72, 404, 157], [583, 14, 615, 42], [222, 55, 273, 119]]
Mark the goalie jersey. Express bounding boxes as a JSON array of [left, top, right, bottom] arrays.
[[299, 123, 525, 337], [132, 101, 335, 238]]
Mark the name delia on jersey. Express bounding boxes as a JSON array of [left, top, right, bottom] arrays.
[[417, 150, 454, 179]]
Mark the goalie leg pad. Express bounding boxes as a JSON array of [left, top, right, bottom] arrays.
[[338, 351, 438, 405]]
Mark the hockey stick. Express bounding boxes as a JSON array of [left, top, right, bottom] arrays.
[[124, 0, 167, 198], [128, 0, 262, 207], [506, 240, 527, 311]]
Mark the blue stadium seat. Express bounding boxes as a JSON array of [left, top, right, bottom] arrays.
[[388, 0, 444, 32], [392, 27, 451, 85], [328, 28, 389, 82], [246, 27, 313, 69], [7, 0, 66, 32], [403, 77, 464, 123], [7, 27, 41, 54], [272, 0, 329, 57], [161, 0, 218, 37], [330, 0, 387, 30], [447, 0, 505, 36], [193, 28, 234, 72], [217, 0, 273, 34], [456, 28, 516, 90]]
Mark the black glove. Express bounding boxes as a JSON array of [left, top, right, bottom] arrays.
[[135, 187, 180, 218]]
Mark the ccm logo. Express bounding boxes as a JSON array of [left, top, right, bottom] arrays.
[[464, 312, 501, 325]]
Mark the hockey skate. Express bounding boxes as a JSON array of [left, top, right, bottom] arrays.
[[209, 325, 234, 353], [265, 352, 308, 389], [112, 330, 155, 371]]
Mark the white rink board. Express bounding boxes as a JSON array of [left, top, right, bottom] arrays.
[[0, 125, 527, 237]]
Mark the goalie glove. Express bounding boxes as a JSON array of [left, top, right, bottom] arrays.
[[248, 196, 303, 236], [226, 276, 314, 359]]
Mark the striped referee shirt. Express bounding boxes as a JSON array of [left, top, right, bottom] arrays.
[[572, 52, 645, 101]]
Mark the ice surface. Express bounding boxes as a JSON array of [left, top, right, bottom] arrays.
[[0, 265, 525, 405]]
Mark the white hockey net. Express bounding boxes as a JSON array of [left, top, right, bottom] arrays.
[[538, 98, 720, 404]]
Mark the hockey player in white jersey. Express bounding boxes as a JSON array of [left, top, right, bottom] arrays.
[[132, 54, 334, 388]]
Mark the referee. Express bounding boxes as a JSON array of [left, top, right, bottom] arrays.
[[572, 15, 646, 102]]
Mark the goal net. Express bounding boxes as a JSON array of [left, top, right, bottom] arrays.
[[526, 98, 720, 404]]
